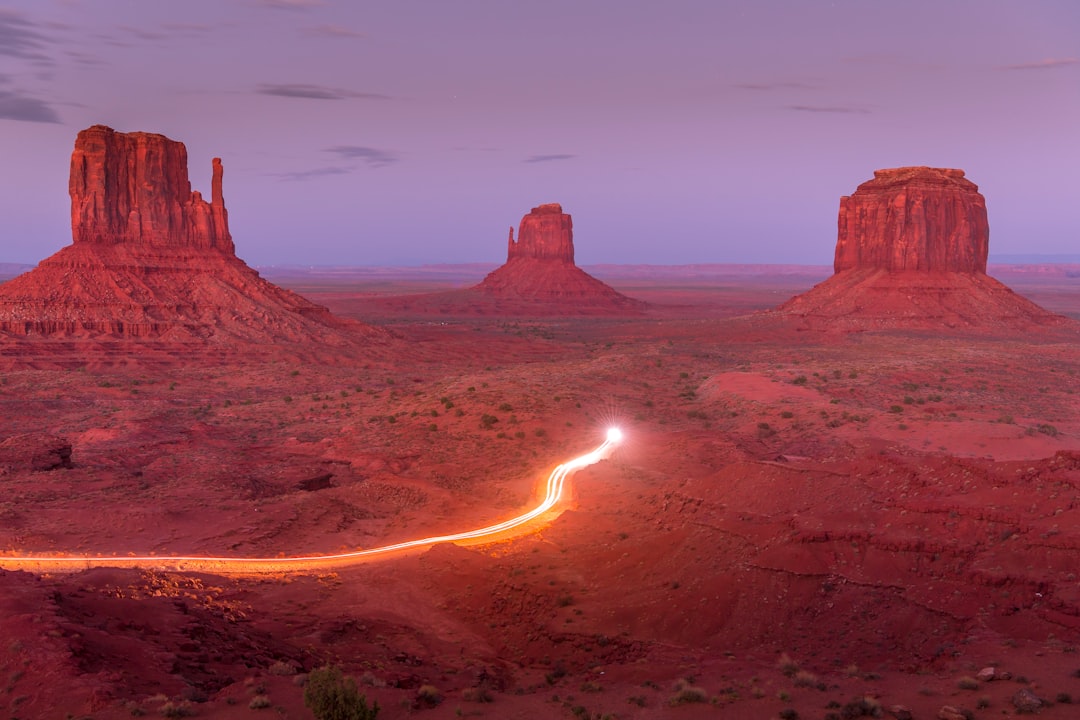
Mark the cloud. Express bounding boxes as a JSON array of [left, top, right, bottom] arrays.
[[0, 89, 60, 123], [258, 0, 326, 10], [0, 9, 52, 64], [325, 145, 399, 168], [1000, 57, 1080, 71], [306, 24, 365, 39], [117, 25, 167, 41], [273, 166, 351, 181], [524, 153, 576, 163], [735, 81, 816, 91], [787, 104, 870, 115], [256, 83, 390, 100]]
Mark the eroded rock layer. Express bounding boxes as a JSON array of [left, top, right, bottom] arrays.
[[834, 167, 989, 274], [476, 203, 644, 314], [0, 125, 387, 363], [775, 167, 1068, 331]]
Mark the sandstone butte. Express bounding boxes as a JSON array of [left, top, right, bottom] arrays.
[[776, 166, 1068, 331], [0, 125, 385, 365], [474, 203, 645, 313]]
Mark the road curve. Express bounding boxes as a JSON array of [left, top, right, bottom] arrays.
[[0, 429, 622, 575]]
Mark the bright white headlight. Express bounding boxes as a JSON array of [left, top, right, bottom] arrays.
[[606, 427, 623, 443]]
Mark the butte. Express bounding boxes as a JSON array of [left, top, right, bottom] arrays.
[[374, 203, 644, 316], [774, 166, 1073, 332], [0, 125, 386, 368]]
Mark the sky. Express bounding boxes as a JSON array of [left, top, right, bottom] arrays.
[[1, 0, 1078, 267]]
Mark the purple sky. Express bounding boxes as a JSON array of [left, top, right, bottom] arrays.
[[2, 1, 1078, 266]]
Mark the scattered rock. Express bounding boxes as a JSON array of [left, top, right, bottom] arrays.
[[938, 706, 971, 720], [0, 433, 72, 472], [888, 704, 913, 720], [1012, 688, 1044, 714], [976, 666, 997, 682]]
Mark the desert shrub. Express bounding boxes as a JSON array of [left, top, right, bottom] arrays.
[[498, 402, 513, 412], [1056, 692, 1073, 703], [889, 405, 903, 413], [415, 685, 442, 708], [780, 410, 794, 419], [777, 653, 799, 677], [480, 414, 498, 429], [669, 683, 708, 705], [159, 701, 195, 718], [304, 666, 379, 720], [793, 670, 818, 688], [957, 676, 979, 690], [249, 695, 271, 709], [463, 686, 494, 703], [779, 709, 799, 720], [792, 376, 808, 385], [839, 696, 881, 718]]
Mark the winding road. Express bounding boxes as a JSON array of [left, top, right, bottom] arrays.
[[0, 428, 623, 575]]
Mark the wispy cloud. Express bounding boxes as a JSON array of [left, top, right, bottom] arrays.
[[0, 9, 52, 64], [787, 104, 870, 115], [0, 88, 60, 123], [306, 24, 364, 39], [735, 81, 816, 91], [256, 83, 390, 100], [117, 25, 167, 41], [524, 153, 576, 163], [258, 0, 326, 10], [325, 145, 399, 168], [273, 166, 351, 181], [1000, 57, 1080, 71]]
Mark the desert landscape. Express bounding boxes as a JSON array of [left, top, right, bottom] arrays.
[[0, 122, 1078, 720]]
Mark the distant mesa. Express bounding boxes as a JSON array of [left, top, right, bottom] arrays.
[[473, 203, 645, 314], [0, 125, 385, 364], [775, 166, 1069, 331]]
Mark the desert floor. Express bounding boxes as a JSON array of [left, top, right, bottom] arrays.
[[1, 268, 1079, 719]]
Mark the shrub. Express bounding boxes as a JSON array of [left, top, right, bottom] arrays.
[[957, 676, 979, 690], [415, 685, 442, 708], [498, 402, 513, 412], [249, 695, 272, 709], [480, 414, 499, 429], [669, 684, 708, 705], [304, 666, 380, 720], [792, 376, 808, 385], [780, 411, 794, 419]]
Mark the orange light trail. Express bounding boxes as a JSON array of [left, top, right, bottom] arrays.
[[0, 428, 623, 575]]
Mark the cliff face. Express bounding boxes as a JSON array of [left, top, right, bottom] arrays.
[[773, 167, 1067, 332], [69, 125, 233, 252], [506, 203, 574, 263], [833, 167, 988, 274], [475, 203, 644, 314], [0, 125, 387, 361]]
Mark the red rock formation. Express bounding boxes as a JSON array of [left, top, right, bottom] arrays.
[[834, 167, 988, 274], [0, 125, 387, 363], [69, 125, 233, 252], [774, 167, 1068, 331], [506, 203, 575, 263], [472, 203, 644, 314]]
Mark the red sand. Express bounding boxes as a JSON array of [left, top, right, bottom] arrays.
[[1, 269, 1078, 719]]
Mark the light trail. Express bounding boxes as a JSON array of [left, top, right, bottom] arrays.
[[0, 428, 623, 575]]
